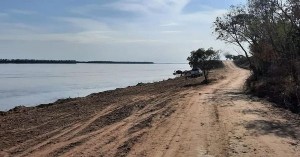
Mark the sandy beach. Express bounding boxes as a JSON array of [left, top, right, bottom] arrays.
[[0, 61, 299, 157]]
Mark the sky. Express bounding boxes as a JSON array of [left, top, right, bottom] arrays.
[[0, 0, 246, 63]]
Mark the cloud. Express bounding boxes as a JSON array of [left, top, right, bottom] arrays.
[[0, 0, 243, 62], [69, 4, 99, 15], [105, 0, 191, 15], [106, 2, 150, 15], [178, 9, 228, 24], [9, 9, 37, 15], [0, 22, 42, 35], [0, 3, 228, 43], [227, 0, 246, 5], [0, 31, 111, 43], [0, 12, 9, 18], [68, 4, 107, 16], [161, 30, 181, 33], [0, 26, 169, 44], [57, 17, 111, 31], [0, 4, 228, 45], [160, 22, 180, 27]]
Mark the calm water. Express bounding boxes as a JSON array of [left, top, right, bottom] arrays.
[[0, 63, 190, 111]]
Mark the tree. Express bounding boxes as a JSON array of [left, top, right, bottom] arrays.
[[214, 5, 254, 69], [187, 48, 220, 84], [214, 0, 300, 112], [214, 0, 300, 79], [224, 52, 234, 60]]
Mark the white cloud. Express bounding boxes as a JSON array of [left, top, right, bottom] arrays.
[[57, 17, 111, 31], [0, 32, 109, 44], [9, 9, 37, 15], [227, 0, 246, 5], [107, 2, 150, 14], [0, 4, 228, 45], [0, 22, 42, 35], [178, 9, 228, 24], [0, 12, 9, 18], [160, 22, 180, 26], [105, 0, 191, 15], [161, 30, 181, 33], [68, 4, 107, 16], [0, 0, 243, 62]]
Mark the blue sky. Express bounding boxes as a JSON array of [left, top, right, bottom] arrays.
[[0, 0, 245, 62]]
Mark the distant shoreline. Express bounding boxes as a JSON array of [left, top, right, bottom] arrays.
[[0, 59, 154, 64]]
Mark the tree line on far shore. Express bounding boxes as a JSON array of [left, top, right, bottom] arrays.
[[0, 59, 154, 64], [0, 59, 77, 64]]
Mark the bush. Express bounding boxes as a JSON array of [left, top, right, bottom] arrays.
[[232, 55, 250, 69], [207, 60, 224, 69], [246, 74, 300, 113]]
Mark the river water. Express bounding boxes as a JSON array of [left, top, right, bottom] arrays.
[[0, 63, 190, 111]]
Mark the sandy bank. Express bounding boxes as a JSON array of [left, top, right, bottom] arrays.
[[0, 68, 217, 156], [1, 62, 299, 157]]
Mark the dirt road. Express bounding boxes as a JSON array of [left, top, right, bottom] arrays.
[[0, 61, 299, 157]]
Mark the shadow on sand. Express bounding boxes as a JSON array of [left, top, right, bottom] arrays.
[[183, 80, 207, 88], [222, 90, 300, 141], [245, 120, 299, 140]]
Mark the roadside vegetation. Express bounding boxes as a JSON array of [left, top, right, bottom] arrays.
[[187, 48, 223, 83], [214, 0, 300, 112], [225, 53, 251, 69]]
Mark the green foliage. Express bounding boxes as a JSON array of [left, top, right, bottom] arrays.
[[214, 5, 253, 62], [231, 55, 251, 69], [187, 48, 220, 83], [224, 52, 235, 60], [214, 0, 300, 112]]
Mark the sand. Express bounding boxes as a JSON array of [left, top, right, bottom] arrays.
[[0, 61, 299, 157]]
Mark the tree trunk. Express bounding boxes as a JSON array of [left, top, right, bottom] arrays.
[[291, 61, 299, 85], [204, 71, 208, 84], [236, 39, 253, 69]]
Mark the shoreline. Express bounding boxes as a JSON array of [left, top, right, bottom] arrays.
[[0, 76, 184, 114], [0, 63, 191, 111], [0, 71, 212, 153], [0, 77, 177, 113], [1, 63, 299, 157], [0, 59, 154, 64]]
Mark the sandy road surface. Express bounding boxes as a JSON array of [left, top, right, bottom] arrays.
[[0, 61, 299, 157]]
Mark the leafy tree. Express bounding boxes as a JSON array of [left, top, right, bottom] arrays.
[[187, 48, 220, 84], [224, 52, 234, 60], [214, 0, 300, 112], [214, 0, 299, 78], [214, 5, 254, 68]]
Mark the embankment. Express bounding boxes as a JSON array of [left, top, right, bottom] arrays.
[[1, 62, 299, 157]]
